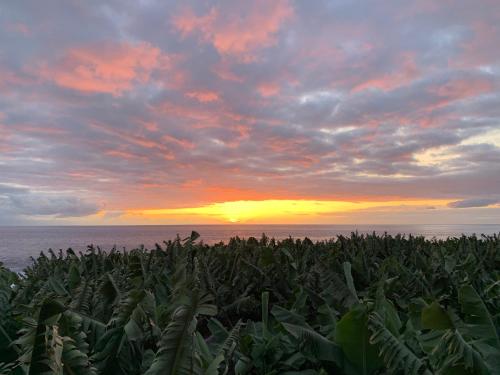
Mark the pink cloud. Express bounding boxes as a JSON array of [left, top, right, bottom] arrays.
[[435, 78, 492, 99], [212, 61, 244, 82], [90, 122, 175, 160], [4, 22, 31, 36], [459, 21, 500, 67], [0, 121, 12, 153], [11, 124, 67, 136], [136, 120, 159, 132], [106, 149, 145, 160], [425, 75, 494, 112], [186, 90, 220, 102], [352, 53, 420, 92], [162, 134, 194, 149], [0, 65, 31, 90], [156, 101, 221, 125], [396, 0, 447, 19], [257, 82, 281, 97], [172, 0, 293, 59], [39, 41, 168, 95]]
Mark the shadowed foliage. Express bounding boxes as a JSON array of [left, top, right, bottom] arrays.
[[1, 232, 499, 374]]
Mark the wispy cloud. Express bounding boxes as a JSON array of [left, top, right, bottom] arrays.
[[448, 198, 499, 208]]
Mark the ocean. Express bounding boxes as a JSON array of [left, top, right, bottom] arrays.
[[1, 224, 499, 272]]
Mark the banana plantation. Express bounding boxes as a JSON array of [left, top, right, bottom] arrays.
[[0, 232, 499, 374]]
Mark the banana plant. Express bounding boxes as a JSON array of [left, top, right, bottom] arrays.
[[1, 232, 498, 374]]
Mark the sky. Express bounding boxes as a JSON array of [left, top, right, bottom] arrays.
[[0, 0, 500, 225]]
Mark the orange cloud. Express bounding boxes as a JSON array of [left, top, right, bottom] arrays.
[[179, 184, 276, 202], [202, 187, 281, 202], [172, 0, 293, 59], [40, 42, 168, 95]]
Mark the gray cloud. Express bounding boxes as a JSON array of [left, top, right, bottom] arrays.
[[0, 184, 100, 223], [448, 198, 499, 208]]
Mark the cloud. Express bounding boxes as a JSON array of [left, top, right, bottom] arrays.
[[448, 198, 499, 208], [0, 184, 100, 223], [4, 22, 30, 36], [39, 41, 168, 95], [186, 90, 219, 102], [0, 0, 500, 223], [172, 0, 293, 59], [257, 82, 281, 97], [351, 52, 420, 92]]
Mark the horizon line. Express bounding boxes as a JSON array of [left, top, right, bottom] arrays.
[[1, 223, 499, 227]]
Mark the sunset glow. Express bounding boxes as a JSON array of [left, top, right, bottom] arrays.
[[130, 199, 453, 224], [1, 1, 500, 225]]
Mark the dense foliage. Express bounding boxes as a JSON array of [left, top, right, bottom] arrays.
[[0, 232, 499, 374]]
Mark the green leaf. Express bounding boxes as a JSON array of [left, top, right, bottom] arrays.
[[14, 299, 67, 375], [375, 286, 402, 335], [369, 312, 430, 375], [145, 291, 215, 375], [458, 285, 500, 348], [281, 323, 345, 365], [262, 291, 269, 338], [335, 305, 382, 375], [343, 262, 359, 303], [272, 305, 309, 327], [205, 354, 224, 375], [68, 263, 81, 289], [421, 301, 453, 330]]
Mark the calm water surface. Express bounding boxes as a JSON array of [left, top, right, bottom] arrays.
[[1, 224, 499, 272]]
